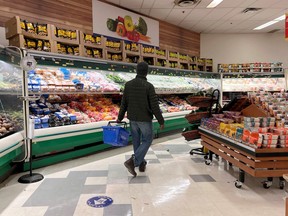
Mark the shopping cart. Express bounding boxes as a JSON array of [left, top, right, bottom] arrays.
[[102, 121, 130, 146]]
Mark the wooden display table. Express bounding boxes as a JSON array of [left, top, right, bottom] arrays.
[[199, 127, 288, 189]]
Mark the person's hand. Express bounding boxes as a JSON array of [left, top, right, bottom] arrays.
[[160, 124, 164, 130], [116, 119, 122, 123]]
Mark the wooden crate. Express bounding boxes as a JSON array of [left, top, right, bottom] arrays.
[[50, 24, 80, 45], [5, 16, 51, 40]]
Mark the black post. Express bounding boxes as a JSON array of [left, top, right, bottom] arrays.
[[18, 139, 44, 184]]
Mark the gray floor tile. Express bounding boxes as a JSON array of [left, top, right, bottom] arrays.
[[191, 158, 205, 163], [156, 154, 173, 159], [162, 144, 192, 154], [146, 159, 160, 164], [129, 176, 150, 184], [104, 204, 133, 216], [190, 174, 216, 182], [82, 185, 107, 194]]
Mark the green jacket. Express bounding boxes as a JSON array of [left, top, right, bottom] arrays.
[[118, 75, 164, 125]]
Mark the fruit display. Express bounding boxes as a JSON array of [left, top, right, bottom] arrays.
[[0, 112, 23, 138], [222, 77, 285, 92], [0, 61, 22, 92], [158, 95, 198, 113], [147, 75, 219, 94], [29, 94, 120, 128], [201, 91, 288, 149], [106, 15, 150, 43], [28, 68, 121, 93], [29, 93, 201, 129]]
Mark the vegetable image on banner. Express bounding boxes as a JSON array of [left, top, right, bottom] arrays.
[[92, 0, 159, 46]]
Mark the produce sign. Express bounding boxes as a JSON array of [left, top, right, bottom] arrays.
[[92, 0, 159, 46]]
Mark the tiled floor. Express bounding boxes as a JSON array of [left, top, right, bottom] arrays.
[[0, 133, 286, 216]]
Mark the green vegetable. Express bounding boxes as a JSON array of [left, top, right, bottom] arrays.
[[106, 18, 118, 32], [135, 17, 147, 35]]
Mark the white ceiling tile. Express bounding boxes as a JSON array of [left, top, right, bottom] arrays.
[[142, 0, 155, 8], [249, 0, 282, 8], [150, 9, 172, 20], [183, 9, 212, 21], [220, 8, 247, 20], [249, 9, 285, 20], [140, 8, 151, 14], [179, 20, 200, 28], [98, 0, 288, 34], [165, 8, 191, 22], [218, 0, 247, 8], [237, 0, 258, 7], [202, 8, 233, 20], [270, 0, 288, 9], [120, 0, 143, 9], [153, 0, 174, 8]]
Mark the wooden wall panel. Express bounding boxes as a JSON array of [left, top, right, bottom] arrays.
[[0, 0, 200, 56]]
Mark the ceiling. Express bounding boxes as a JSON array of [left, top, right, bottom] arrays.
[[103, 0, 287, 34]]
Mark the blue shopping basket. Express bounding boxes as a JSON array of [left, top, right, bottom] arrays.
[[102, 121, 130, 146]]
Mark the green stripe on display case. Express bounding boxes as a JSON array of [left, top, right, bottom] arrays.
[[22, 114, 190, 170], [0, 145, 23, 182], [23, 130, 111, 170]]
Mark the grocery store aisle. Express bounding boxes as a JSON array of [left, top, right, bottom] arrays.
[[0, 133, 286, 216]]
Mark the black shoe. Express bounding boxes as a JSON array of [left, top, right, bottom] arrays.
[[124, 157, 137, 177], [139, 161, 147, 172]]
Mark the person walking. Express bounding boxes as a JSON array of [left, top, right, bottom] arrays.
[[117, 61, 165, 177]]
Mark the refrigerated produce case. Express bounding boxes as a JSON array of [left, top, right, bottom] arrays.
[[15, 49, 220, 171], [0, 46, 25, 182]]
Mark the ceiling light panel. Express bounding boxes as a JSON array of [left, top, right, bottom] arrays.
[[254, 20, 278, 30], [207, 0, 224, 8]]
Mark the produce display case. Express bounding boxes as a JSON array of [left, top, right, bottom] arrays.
[[18, 49, 220, 170], [0, 46, 24, 182], [221, 71, 287, 105]]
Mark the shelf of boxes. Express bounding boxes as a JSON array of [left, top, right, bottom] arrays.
[[5, 16, 213, 72], [79, 31, 105, 59], [122, 41, 140, 63], [204, 58, 213, 72], [218, 62, 283, 73], [104, 38, 123, 61], [6, 16, 53, 52], [140, 45, 156, 66]]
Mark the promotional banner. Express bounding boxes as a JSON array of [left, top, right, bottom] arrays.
[[286, 13, 288, 40], [92, 0, 159, 46]]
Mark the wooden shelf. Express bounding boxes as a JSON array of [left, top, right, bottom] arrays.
[[5, 16, 213, 72]]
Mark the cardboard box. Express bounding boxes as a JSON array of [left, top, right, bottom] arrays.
[[241, 104, 268, 117]]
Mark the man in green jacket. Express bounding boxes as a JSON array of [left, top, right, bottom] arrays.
[[117, 62, 165, 177]]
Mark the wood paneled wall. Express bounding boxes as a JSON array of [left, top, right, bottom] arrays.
[[0, 0, 200, 56]]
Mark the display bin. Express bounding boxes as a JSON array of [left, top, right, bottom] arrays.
[[185, 111, 209, 124], [102, 121, 130, 146]]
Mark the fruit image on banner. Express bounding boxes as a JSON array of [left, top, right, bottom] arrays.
[[106, 15, 151, 43]]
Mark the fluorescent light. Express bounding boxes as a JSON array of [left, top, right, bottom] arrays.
[[207, 0, 223, 8], [275, 15, 285, 21], [254, 15, 285, 30]]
